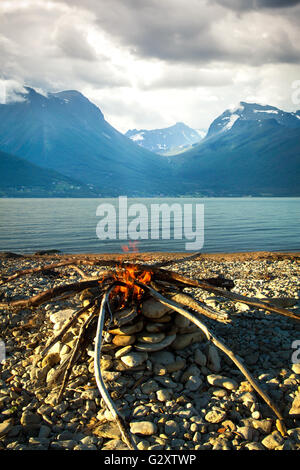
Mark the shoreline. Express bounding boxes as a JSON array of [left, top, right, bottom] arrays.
[[1, 250, 299, 263]]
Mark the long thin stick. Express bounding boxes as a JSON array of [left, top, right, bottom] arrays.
[[94, 288, 137, 450], [155, 270, 300, 321], [0, 260, 117, 285], [42, 297, 100, 357], [138, 282, 287, 435], [0, 279, 104, 308], [56, 306, 97, 402], [169, 291, 230, 323]]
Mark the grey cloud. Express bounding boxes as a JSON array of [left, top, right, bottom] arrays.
[[214, 0, 300, 9], [55, 24, 98, 61], [258, 0, 300, 7], [0, 3, 130, 92], [139, 68, 234, 90], [49, 0, 300, 67]]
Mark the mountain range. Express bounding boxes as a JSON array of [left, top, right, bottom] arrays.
[[170, 110, 300, 196], [0, 87, 172, 196], [0, 86, 299, 197], [125, 122, 204, 155]]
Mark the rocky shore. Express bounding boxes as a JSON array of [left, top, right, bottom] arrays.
[[0, 251, 300, 451]]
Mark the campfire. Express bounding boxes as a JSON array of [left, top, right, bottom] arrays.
[[1, 251, 299, 449]]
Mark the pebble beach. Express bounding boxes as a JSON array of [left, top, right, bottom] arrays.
[[0, 251, 300, 451]]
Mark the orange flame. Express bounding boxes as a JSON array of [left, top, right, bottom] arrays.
[[99, 241, 152, 308], [112, 264, 152, 306]]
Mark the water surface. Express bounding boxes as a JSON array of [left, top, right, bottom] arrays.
[[0, 197, 299, 254]]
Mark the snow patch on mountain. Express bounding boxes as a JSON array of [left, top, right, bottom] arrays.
[[125, 122, 202, 154], [223, 114, 239, 130], [254, 109, 278, 114], [131, 133, 144, 141]]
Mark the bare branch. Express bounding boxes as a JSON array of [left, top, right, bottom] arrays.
[[140, 282, 287, 435], [154, 270, 300, 321], [94, 287, 138, 450]]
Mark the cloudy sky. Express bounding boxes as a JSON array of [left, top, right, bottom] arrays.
[[1, 0, 300, 132]]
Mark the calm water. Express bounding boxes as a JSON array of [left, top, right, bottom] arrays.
[[0, 197, 299, 254]]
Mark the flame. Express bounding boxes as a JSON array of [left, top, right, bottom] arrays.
[[121, 241, 139, 253], [98, 241, 152, 308], [112, 264, 152, 306]]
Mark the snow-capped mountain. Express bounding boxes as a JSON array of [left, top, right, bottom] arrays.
[[125, 122, 204, 155], [170, 101, 300, 196], [207, 102, 300, 138]]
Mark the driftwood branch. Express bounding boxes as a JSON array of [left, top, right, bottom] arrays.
[[154, 270, 300, 321], [42, 296, 101, 357], [94, 287, 138, 450], [57, 305, 97, 402], [137, 282, 287, 435], [0, 279, 107, 309]]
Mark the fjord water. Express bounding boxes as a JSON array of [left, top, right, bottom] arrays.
[[0, 198, 299, 254]]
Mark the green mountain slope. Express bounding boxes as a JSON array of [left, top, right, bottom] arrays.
[[0, 150, 97, 197]]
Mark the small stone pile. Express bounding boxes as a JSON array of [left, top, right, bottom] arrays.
[[99, 296, 205, 370]]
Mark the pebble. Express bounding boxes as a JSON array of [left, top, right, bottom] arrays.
[[20, 411, 41, 426], [132, 405, 149, 419], [194, 350, 207, 367], [149, 351, 175, 364], [114, 345, 133, 358], [135, 335, 176, 352], [289, 391, 300, 415], [0, 419, 14, 438], [130, 421, 157, 436], [207, 374, 238, 390], [204, 409, 227, 423], [141, 299, 171, 319], [236, 426, 254, 441], [291, 364, 300, 374], [164, 420, 179, 436], [138, 332, 166, 344], [207, 345, 221, 372], [156, 389, 173, 402], [109, 320, 144, 336], [112, 335, 136, 347], [141, 380, 160, 395], [120, 352, 148, 367], [50, 309, 74, 330], [261, 431, 285, 450], [185, 376, 202, 391], [171, 332, 204, 350]]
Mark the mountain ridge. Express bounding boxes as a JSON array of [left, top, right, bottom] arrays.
[[125, 122, 203, 155], [0, 87, 299, 197]]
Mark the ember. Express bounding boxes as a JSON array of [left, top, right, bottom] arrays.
[[110, 263, 152, 306]]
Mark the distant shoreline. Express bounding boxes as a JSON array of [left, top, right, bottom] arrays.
[[1, 250, 299, 263]]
